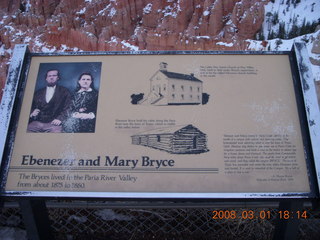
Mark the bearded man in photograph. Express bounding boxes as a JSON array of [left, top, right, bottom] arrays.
[[27, 69, 71, 133]]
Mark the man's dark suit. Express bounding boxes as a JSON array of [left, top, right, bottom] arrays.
[[28, 85, 71, 132]]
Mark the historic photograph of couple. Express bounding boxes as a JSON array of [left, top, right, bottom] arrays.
[[27, 62, 101, 133]]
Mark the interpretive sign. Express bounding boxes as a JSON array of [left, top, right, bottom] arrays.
[[0, 45, 319, 198]]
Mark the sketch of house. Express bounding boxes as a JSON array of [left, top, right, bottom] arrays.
[[131, 124, 208, 154], [138, 62, 203, 105]]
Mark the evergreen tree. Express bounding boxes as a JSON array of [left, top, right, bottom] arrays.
[[257, 30, 265, 40], [305, 21, 312, 34], [286, 0, 290, 11], [268, 30, 275, 40], [275, 39, 283, 50], [300, 18, 307, 35], [310, 20, 320, 33], [272, 12, 279, 25], [278, 23, 286, 39], [288, 23, 299, 39]]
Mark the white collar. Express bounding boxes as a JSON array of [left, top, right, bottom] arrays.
[[47, 85, 56, 89], [78, 88, 92, 93]]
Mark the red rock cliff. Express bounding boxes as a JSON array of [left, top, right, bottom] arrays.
[[0, 0, 269, 98]]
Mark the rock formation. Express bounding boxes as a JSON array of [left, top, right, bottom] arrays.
[[1, 0, 319, 100], [0, 0, 271, 97]]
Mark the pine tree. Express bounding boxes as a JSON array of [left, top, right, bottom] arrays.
[[278, 23, 286, 39], [272, 12, 279, 25], [310, 20, 319, 33], [275, 39, 283, 50], [288, 23, 299, 39], [300, 18, 307, 35], [257, 30, 265, 40], [268, 30, 275, 40]]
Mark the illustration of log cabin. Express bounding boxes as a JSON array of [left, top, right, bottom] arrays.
[[138, 62, 203, 105], [131, 124, 208, 154]]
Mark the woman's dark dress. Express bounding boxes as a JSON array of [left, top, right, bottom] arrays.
[[63, 89, 98, 133]]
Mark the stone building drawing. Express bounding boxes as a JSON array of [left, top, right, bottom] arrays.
[[131, 124, 208, 154], [138, 62, 203, 105]]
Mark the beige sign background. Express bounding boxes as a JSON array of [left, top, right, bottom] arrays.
[[4, 54, 310, 196]]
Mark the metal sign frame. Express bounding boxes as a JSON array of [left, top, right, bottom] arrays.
[[0, 44, 319, 200]]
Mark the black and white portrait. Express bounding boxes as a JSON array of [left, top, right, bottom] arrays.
[[27, 62, 102, 133]]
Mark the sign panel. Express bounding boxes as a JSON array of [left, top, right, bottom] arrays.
[[1, 52, 315, 198]]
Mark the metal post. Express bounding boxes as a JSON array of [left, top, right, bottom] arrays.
[[0, 44, 29, 168], [0, 44, 29, 191], [273, 201, 303, 240], [19, 199, 54, 240]]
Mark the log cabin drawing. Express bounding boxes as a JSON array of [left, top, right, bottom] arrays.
[[138, 62, 203, 105], [131, 124, 209, 154]]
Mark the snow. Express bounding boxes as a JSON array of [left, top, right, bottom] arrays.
[[108, 7, 117, 18], [23, 36, 32, 44], [98, 3, 116, 17], [196, 36, 210, 39], [121, 40, 139, 51], [248, 28, 320, 81], [0, 227, 27, 240], [95, 209, 132, 221], [143, 3, 152, 14], [203, 10, 210, 17], [246, 40, 265, 51], [239, 11, 248, 23], [67, 215, 87, 223], [216, 41, 234, 47], [25, 0, 31, 12], [0, 44, 11, 56], [203, 1, 219, 18], [4, 25, 15, 32], [109, 36, 118, 43], [60, 44, 68, 51], [163, 6, 177, 18], [263, 0, 320, 40], [77, 7, 86, 15], [246, 26, 320, 89], [294, 42, 320, 193], [41, 46, 56, 52]]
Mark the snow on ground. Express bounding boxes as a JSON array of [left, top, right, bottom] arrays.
[[263, 0, 320, 39], [0, 214, 27, 240], [216, 41, 234, 47], [247, 29, 320, 82], [121, 40, 139, 51], [95, 209, 132, 221], [0, 227, 27, 240]]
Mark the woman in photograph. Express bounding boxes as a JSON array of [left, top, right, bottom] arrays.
[[63, 72, 98, 133]]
